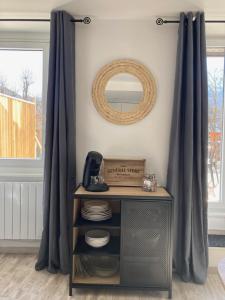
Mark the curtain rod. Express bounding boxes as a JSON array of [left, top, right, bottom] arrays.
[[156, 17, 225, 25], [0, 17, 91, 24]]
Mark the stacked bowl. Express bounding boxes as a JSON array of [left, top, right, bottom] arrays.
[[81, 200, 112, 221], [85, 229, 110, 248]]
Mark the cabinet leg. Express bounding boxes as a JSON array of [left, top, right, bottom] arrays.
[[69, 285, 73, 296], [168, 288, 172, 299]]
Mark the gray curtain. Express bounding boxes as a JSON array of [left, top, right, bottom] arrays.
[[167, 12, 208, 283], [35, 10, 76, 274]]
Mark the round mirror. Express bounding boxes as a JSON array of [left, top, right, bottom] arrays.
[[92, 59, 157, 125], [105, 73, 144, 113]]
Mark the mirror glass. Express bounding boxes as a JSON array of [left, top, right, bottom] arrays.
[[105, 73, 143, 112]]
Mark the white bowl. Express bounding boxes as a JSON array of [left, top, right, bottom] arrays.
[[85, 230, 110, 248]]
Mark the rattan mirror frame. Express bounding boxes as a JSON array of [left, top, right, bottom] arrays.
[[92, 59, 157, 125]]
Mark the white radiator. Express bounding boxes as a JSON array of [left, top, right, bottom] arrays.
[[0, 182, 43, 240]]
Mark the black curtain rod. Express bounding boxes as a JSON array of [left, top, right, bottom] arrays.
[[156, 17, 225, 25], [0, 17, 91, 24]]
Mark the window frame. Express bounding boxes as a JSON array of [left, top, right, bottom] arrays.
[[0, 32, 49, 180], [207, 39, 225, 230]]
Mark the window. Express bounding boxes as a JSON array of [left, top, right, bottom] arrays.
[[0, 34, 49, 177], [207, 48, 224, 204], [0, 49, 43, 159]]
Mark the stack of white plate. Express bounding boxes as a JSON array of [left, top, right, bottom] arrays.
[[81, 200, 112, 221], [85, 229, 110, 248]]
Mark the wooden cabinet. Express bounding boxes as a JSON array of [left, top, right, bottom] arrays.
[[70, 185, 173, 298]]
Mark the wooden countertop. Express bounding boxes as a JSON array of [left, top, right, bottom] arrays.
[[74, 185, 171, 199]]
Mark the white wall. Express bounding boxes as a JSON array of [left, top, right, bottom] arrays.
[[76, 19, 178, 184]]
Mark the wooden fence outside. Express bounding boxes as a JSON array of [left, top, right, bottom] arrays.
[[0, 93, 36, 158]]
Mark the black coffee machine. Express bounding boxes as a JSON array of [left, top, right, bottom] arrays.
[[82, 151, 109, 192]]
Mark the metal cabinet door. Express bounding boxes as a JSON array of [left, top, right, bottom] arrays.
[[120, 200, 172, 287]]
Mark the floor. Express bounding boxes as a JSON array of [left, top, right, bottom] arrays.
[[0, 254, 225, 300]]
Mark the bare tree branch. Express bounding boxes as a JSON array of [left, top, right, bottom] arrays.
[[21, 69, 34, 100]]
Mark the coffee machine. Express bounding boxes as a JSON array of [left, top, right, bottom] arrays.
[[82, 151, 109, 192]]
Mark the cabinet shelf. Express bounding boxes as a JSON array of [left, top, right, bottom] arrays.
[[74, 236, 120, 256], [74, 213, 121, 229], [73, 274, 120, 285]]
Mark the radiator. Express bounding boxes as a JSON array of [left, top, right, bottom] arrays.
[[0, 182, 43, 240]]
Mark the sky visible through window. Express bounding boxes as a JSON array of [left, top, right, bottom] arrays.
[[0, 49, 43, 98], [207, 57, 224, 74]]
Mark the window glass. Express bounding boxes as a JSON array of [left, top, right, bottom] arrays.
[[207, 52, 224, 202], [0, 49, 43, 159]]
